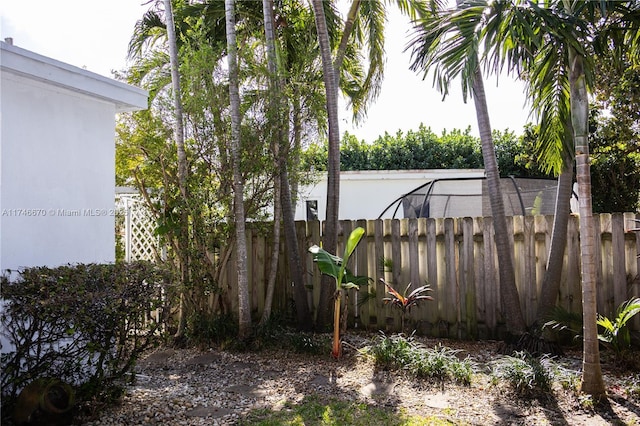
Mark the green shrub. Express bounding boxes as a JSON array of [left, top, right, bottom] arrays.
[[409, 344, 475, 385], [597, 297, 640, 354], [491, 352, 553, 396], [364, 333, 475, 385], [366, 333, 417, 370], [0, 262, 172, 421]]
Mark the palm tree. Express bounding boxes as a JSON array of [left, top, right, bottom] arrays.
[[310, 0, 342, 331], [433, 0, 640, 398], [310, 0, 391, 332], [260, 0, 313, 329], [225, 0, 251, 340], [408, 0, 527, 337]]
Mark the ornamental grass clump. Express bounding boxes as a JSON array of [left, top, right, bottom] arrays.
[[408, 344, 475, 385], [364, 333, 475, 385], [490, 351, 553, 397], [365, 332, 417, 370]]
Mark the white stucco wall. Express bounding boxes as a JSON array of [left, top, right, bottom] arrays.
[[295, 169, 486, 221], [0, 41, 147, 272]]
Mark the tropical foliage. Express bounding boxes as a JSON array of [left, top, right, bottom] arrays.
[[309, 226, 368, 358], [597, 298, 640, 355], [381, 279, 433, 333]]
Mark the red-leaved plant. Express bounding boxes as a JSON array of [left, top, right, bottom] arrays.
[[382, 279, 433, 334]]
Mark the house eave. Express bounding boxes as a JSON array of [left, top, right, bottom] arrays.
[[1, 41, 148, 112]]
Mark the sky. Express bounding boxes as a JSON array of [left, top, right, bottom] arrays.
[[0, 1, 532, 143]]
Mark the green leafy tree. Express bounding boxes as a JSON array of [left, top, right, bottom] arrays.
[[591, 55, 640, 213]]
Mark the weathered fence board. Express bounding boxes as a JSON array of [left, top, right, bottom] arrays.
[[217, 213, 639, 338]]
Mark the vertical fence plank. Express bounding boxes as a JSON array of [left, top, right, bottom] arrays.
[[434, 218, 448, 336], [355, 219, 369, 330], [632, 212, 640, 330], [561, 215, 581, 313], [483, 216, 498, 334], [443, 218, 457, 336], [426, 218, 438, 327], [523, 215, 537, 325], [308, 220, 322, 320], [407, 219, 421, 329], [341, 220, 354, 326], [611, 213, 627, 311], [596, 214, 611, 316], [512, 216, 525, 321], [388, 219, 402, 331], [534, 216, 549, 309], [473, 217, 487, 338], [374, 219, 385, 329], [461, 217, 476, 339]]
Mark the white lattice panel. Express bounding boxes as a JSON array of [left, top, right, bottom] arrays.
[[116, 193, 159, 262]]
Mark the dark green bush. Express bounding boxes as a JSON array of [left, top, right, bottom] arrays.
[[0, 261, 173, 421]]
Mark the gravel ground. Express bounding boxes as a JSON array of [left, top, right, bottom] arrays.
[[81, 336, 640, 426]]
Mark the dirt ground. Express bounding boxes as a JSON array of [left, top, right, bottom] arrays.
[[83, 334, 640, 425]]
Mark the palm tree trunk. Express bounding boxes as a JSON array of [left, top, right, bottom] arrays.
[[225, 0, 251, 340], [262, 0, 311, 329], [260, 173, 280, 326], [334, 0, 362, 73], [311, 0, 341, 330], [163, 0, 187, 200], [471, 67, 527, 336], [259, 0, 281, 328], [536, 162, 574, 322], [163, 0, 189, 339], [568, 47, 605, 399]]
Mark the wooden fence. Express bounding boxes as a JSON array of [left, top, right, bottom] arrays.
[[220, 213, 640, 339]]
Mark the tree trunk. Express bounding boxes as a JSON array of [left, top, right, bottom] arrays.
[[536, 163, 574, 322], [311, 0, 341, 330], [260, 172, 280, 326], [471, 67, 527, 336], [225, 0, 251, 340], [568, 47, 605, 399], [259, 0, 281, 327], [163, 0, 189, 339], [261, 0, 311, 329]]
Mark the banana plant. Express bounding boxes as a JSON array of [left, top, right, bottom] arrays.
[[309, 226, 367, 358]]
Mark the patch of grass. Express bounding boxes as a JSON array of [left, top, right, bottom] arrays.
[[490, 351, 553, 397], [239, 395, 459, 425], [362, 333, 475, 385]]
